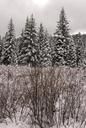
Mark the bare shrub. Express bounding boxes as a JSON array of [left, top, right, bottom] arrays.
[[0, 66, 86, 128]]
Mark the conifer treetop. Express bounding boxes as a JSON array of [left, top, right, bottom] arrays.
[[8, 18, 15, 39], [55, 8, 70, 38]]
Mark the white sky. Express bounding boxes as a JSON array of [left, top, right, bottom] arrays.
[[0, 0, 86, 36]]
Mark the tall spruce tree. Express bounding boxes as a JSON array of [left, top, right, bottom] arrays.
[[13, 38, 20, 65], [18, 29, 24, 64], [53, 8, 76, 67], [66, 37, 76, 67], [2, 19, 16, 65], [38, 24, 51, 67], [50, 36, 56, 66], [75, 33, 84, 67], [52, 36, 65, 66], [19, 15, 38, 66], [37, 23, 45, 66], [0, 36, 2, 64], [55, 8, 70, 37], [43, 30, 51, 66]]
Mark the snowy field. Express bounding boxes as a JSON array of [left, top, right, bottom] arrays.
[[0, 66, 86, 128]]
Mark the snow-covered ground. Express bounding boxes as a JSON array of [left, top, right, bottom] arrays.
[[0, 121, 28, 128]]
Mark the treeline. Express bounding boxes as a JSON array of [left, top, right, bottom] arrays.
[[0, 8, 85, 67]]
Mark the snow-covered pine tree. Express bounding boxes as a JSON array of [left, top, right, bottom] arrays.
[[21, 29, 24, 38], [54, 8, 76, 67], [28, 15, 38, 67], [52, 36, 65, 66], [66, 37, 76, 67], [75, 33, 84, 67], [13, 38, 20, 65], [49, 36, 56, 66], [2, 19, 16, 65], [38, 24, 51, 67], [55, 8, 70, 38], [18, 29, 25, 64], [19, 17, 30, 65], [37, 23, 45, 66], [0, 36, 3, 64], [43, 30, 52, 66], [19, 15, 38, 66]]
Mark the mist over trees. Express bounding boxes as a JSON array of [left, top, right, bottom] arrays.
[[0, 8, 85, 67]]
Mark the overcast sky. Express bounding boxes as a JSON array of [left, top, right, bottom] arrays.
[[0, 0, 86, 36]]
